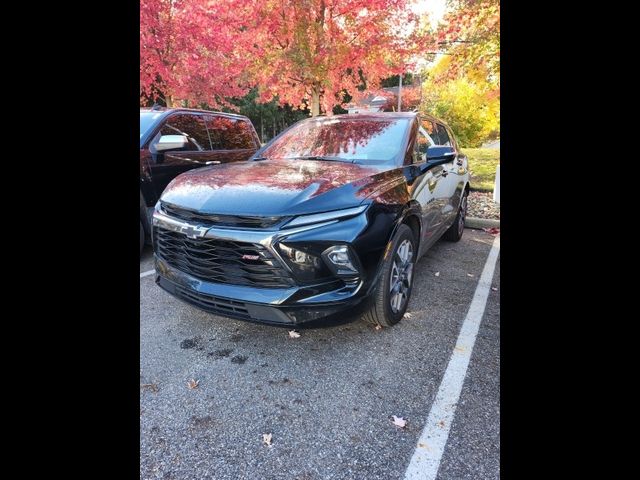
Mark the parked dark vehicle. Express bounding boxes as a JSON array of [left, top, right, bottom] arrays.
[[140, 107, 261, 253], [152, 112, 469, 327]]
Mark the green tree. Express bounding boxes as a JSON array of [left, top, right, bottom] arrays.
[[221, 88, 309, 143], [422, 75, 499, 147]]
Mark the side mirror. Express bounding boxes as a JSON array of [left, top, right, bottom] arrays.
[[426, 146, 456, 165], [155, 134, 188, 152]]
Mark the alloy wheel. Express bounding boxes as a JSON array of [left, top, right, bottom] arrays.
[[458, 194, 468, 236], [389, 239, 414, 313]]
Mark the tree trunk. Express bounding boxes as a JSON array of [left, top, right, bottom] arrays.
[[165, 94, 174, 108], [311, 86, 320, 117], [397, 74, 403, 112]]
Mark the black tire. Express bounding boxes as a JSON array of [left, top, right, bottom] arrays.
[[362, 224, 416, 328], [443, 190, 468, 242], [140, 219, 145, 255]]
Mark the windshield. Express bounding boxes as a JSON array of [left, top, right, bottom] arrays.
[[259, 117, 410, 165], [140, 111, 164, 139]]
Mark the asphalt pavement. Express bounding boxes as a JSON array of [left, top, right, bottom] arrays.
[[140, 228, 500, 480]]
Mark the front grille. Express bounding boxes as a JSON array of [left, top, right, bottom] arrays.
[[155, 228, 294, 288], [161, 202, 284, 229], [173, 284, 251, 320]]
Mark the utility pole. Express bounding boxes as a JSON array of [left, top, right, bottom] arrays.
[[397, 74, 403, 112]]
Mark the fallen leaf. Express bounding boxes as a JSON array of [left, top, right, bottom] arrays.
[[392, 415, 407, 428], [491, 287, 498, 291], [403, 312, 412, 319], [262, 433, 273, 447], [438, 420, 446, 428], [140, 383, 158, 393], [187, 379, 199, 389], [288, 330, 300, 338], [375, 325, 382, 330], [434, 271, 440, 277], [467, 273, 474, 277], [483, 227, 500, 235]]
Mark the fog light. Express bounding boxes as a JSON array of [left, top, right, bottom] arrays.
[[279, 244, 322, 268], [322, 245, 359, 276], [276, 243, 332, 283]]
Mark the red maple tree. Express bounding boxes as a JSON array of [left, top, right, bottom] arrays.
[[141, 0, 434, 114], [248, 0, 433, 116], [140, 0, 254, 108]]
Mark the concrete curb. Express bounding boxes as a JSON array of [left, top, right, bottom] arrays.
[[466, 217, 500, 229]]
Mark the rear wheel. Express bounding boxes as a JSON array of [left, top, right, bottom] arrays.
[[443, 191, 468, 242], [362, 224, 416, 328]]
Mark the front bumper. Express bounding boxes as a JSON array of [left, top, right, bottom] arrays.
[[152, 207, 372, 325], [155, 257, 367, 325]]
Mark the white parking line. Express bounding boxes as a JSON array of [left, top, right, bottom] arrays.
[[140, 269, 155, 279], [404, 235, 500, 480]]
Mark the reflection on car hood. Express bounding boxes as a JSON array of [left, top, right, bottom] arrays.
[[160, 159, 403, 216]]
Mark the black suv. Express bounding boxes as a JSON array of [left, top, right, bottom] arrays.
[[152, 112, 469, 327], [140, 107, 261, 253]]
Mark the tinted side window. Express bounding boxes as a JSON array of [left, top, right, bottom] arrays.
[[420, 119, 437, 143], [435, 123, 452, 146], [160, 114, 211, 151], [205, 116, 256, 150], [414, 128, 430, 163]]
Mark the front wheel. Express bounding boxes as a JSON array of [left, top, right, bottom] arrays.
[[362, 224, 416, 328], [443, 191, 468, 242]]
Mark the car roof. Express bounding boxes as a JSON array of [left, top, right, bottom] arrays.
[[307, 112, 418, 121], [139, 107, 250, 121], [301, 111, 449, 127]]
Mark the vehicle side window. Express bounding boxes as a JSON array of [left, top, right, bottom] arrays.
[[159, 114, 211, 151], [413, 128, 431, 163], [421, 119, 437, 142], [435, 123, 452, 146], [205, 116, 256, 150]]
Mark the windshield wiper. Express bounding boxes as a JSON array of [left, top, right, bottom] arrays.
[[284, 155, 353, 163]]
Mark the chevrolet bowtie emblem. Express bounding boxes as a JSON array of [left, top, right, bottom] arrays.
[[180, 224, 208, 239]]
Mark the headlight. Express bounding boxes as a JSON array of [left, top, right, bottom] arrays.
[[284, 205, 368, 228]]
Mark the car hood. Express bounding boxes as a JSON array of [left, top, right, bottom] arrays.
[[160, 159, 403, 216]]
